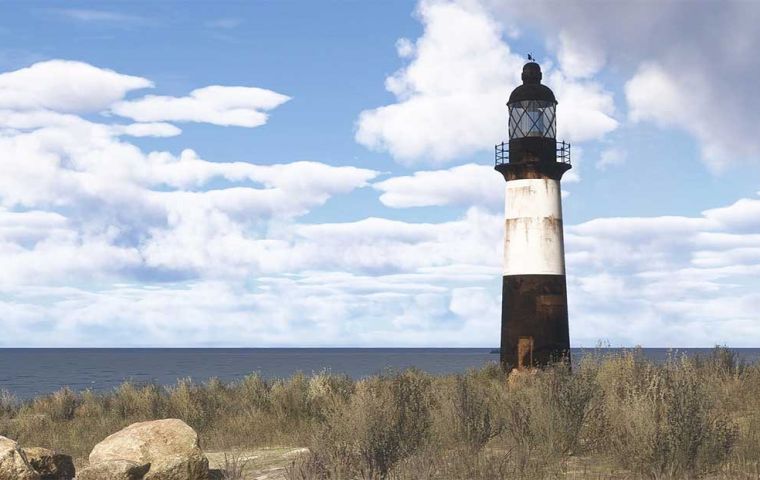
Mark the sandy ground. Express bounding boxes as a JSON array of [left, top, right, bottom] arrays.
[[204, 448, 635, 480], [206, 447, 308, 480]]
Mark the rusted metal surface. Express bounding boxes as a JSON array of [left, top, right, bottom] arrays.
[[517, 337, 534, 369], [495, 160, 571, 181], [500, 274, 570, 369]]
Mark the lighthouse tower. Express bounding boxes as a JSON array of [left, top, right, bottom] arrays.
[[495, 61, 571, 369]]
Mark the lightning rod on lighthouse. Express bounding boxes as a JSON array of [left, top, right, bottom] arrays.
[[495, 60, 571, 370]]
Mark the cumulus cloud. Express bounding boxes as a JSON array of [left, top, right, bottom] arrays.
[[490, 0, 760, 169], [0, 275, 501, 347], [113, 122, 182, 137], [112, 85, 291, 127], [205, 18, 243, 29], [0, 60, 152, 112], [549, 72, 618, 143], [374, 164, 503, 209], [623, 63, 753, 171], [355, 0, 617, 165], [596, 147, 627, 170], [0, 54, 758, 347], [3, 186, 760, 346], [562, 193, 760, 346], [46, 8, 152, 25], [0, 201, 507, 346], [555, 30, 605, 79], [0, 60, 375, 286], [355, 0, 522, 164]]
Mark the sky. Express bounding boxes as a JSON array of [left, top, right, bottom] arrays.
[[0, 0, 759, 347]]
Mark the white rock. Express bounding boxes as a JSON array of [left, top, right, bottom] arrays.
[[89, 419, 209, 480], [0, 436, 40, 480]]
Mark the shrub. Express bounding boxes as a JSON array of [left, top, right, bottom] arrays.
[[221, 452, 250, 480], [109, 382, 165, 420], [600, 354, 737, 478], [0, 390, 17, 418], [29, 387, 79, 421], [445, 374, 500, 451], [306, 369, 434, 479], [2, 348, 758, 478]]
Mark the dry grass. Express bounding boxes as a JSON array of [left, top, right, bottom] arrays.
[[220, 452, 250, 480], [1, 347, 758, 479]]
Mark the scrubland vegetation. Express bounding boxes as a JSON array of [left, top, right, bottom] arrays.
[[1, 348, 759, 479]]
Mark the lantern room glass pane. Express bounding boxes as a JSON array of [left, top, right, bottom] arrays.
[[508, 100, 556, 139]]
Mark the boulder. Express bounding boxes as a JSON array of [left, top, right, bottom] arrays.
[[22, 447, 75, 480], [89, 419, 209, 480], [77, 460, 150, 480], [0, 436, 40, 480]]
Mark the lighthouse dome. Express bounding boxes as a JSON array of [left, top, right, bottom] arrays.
[[508, 62, 557, 104]]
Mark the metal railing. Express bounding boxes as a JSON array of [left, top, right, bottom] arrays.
[[495, 142, 509, 165], [494, 141, 572, 166], [557, 141, 571, 164]]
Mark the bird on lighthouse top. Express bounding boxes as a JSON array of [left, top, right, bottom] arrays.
[[508, 62, 557, 105], [496, 60, 569, 179]]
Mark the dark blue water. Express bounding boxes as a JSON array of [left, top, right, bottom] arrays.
[[1, 348, 759, 399]]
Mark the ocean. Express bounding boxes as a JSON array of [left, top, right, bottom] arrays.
[[2, 347, 760, 400]]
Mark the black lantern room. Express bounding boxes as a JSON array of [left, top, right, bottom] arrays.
[[495, 61, 571, 181]]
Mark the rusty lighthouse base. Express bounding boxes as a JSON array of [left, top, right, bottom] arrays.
[[500, 275, 570, 369]]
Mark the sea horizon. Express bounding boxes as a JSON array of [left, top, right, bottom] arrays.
[[3, 347, 759, 400]]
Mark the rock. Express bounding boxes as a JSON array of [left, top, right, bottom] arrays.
[[0, 436, 40, 480], [89, 419, 209, 480], [22, 447, 75, 480], [77, 460, 150, 480]]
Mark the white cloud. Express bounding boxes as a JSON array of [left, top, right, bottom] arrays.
[[205, 18, 243, 29], [0, 60, 152, 112], [374, 163, 503, 209], [0, 208, 68, 244], [550, 72, 618, 143], [0, 45, 758, 348], [0, 60, 376, 286], [46, 8, 151, 25], [395, 38, 415, 58], [356, 0, 522, 164], [490, 0, 760, 169], [0, 275, 501, 347], [596, 147, 627, 170], [624, 63, 752, 171], [2, 189, 760, 346], [112, 85, 291, 127], [556, 30, 605, 79], [355, 0, 617, 165], [703, 196, 760, 232], [563, 195, 760, 346], [113, 122, 182, 137]]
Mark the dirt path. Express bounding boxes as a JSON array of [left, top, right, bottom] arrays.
[[206, 447, 308, 480]]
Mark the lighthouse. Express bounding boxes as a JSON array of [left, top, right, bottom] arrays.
[[495, 61, 571, 370]]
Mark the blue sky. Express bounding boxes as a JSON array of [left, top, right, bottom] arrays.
[[1, 0, 759, 347]]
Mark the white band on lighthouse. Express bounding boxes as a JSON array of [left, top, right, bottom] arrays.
[[503, 178, 566, 276]]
